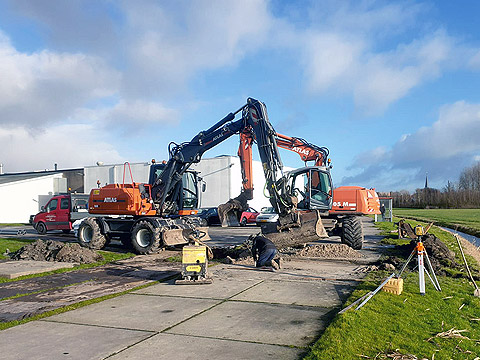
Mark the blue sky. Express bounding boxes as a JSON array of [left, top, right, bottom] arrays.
[[0, 0, 479, 192]]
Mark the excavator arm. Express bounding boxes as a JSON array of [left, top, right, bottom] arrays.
[[274, 133, 330, 167], [151, 98, 291, 217]]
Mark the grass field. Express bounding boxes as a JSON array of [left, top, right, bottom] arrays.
[[304, 220, 480, 360], [394, 208, 480, 237]]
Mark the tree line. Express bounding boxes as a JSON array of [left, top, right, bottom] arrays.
[[381, 161, 480, 208]]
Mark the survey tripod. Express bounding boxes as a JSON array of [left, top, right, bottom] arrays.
[[397, 225, 441, 295]]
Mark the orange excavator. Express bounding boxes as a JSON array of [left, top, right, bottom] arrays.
[[218, 130, 380, 249], [79, 97, 374, 254], [274, 133, 380, 218]]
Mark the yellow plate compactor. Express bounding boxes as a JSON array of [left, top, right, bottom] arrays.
[[175, 243, 213, 285]]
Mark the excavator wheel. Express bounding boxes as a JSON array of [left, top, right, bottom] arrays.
[[131, 220, 162, 254], [77, 217, 109, 250], [341, 216, 363, 250]]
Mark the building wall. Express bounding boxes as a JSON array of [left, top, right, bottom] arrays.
[[0, 174, 63, 223], [84, 162, 151, 193], [84, 157, 275, 212]]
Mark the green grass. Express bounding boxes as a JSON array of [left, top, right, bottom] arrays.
[[0, 237, 35, 259], [304, 220, 480, 360], [394, 208, 480, 237], [0, 224, 29, 227], [165, 255, 182, 262]]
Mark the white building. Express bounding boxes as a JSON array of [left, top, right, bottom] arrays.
[[84, 156, 282, 212], [0, 172, 68, 223], [0, 156, 286, 224]]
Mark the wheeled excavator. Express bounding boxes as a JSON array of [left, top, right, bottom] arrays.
[[219, 131, 380, 249], [79, 98, 338, 253]]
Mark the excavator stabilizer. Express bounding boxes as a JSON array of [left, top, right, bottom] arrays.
[[162, 227, 211, 247], [263, 211, 328, 249]]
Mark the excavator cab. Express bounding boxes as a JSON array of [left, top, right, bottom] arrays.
[[286, 166, 332, 211], [148, 163, 202, 214]]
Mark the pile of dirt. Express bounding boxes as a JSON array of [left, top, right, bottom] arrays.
[[383, 234, 461, 276], [212, 242, 362, 265], [290, 243, 362, 259], [9, 240, 104, 264]]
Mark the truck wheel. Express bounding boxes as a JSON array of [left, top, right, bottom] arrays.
[[78, 218, 108, 250], [341, 216, 363, 250], [240, 217, 247, 226], [36, 222, 47, 235], [131, 221, 162, 254]]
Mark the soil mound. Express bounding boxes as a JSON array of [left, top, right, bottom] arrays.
[[212, 242, 362, 265], [10, 240, 104, 264], [384, 234, 460, 276], [292, 244, 362, 259]]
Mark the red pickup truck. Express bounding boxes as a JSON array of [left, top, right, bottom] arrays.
[[30, 194, 89, 234]]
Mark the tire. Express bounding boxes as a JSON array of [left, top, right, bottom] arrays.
[[341, 216, 363, 250], [131, 220, 162, 254], [240, 217, 247, 226], [77, 218, 108, 250], [36, 222, 47, 235]]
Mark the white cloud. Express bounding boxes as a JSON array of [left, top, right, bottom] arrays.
[[8, 0, 480, 116], [304, 24, 457, 114], [105, 100, 180, 130], [119, 0, 272, 96], [342, 101, 480, 190], [304, 32, 364, 93], [0, 31, 120, 127], [0, 125, 124, 172]]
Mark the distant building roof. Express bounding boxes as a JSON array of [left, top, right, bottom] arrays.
[[0, 168, 83, 185]]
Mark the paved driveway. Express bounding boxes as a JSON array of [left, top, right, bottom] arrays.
[[0, 218, 384, 359]]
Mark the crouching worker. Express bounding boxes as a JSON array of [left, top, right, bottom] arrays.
[[250, 234, 280, 270]]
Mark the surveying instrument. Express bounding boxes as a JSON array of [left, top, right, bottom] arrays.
[[397, 225, 441, 295]]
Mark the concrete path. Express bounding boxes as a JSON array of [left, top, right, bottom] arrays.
[[0, 218, 385, 360]]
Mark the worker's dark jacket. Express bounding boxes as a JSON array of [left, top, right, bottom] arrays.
[[252, 236, 277, 267]]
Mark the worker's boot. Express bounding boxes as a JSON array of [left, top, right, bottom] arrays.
[[271, 258, 281, 270]]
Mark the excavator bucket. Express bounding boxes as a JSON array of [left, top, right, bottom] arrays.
[[263, 211, 328, 249], [221, 211, 240, 227], [162, 227, 211, 247], [218, 203, 241, 227]]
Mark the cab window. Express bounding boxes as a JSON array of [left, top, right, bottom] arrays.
[[182, 172, 198, 209], [60, 198, 69, 210], [309, 169, 332, 210], [46, 199, 58, 212]]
